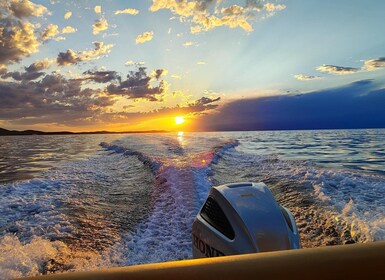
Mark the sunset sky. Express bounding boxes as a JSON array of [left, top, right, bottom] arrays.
[[1, 0, 385, 132]]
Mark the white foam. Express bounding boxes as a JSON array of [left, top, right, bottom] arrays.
[[119, 165, 199, 265], [0, 235, 122, 280], [216, 147, 385, 243], [305, 168, 385, 241]]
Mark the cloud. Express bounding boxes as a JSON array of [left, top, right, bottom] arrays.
[[57, 41, 114, 66], [82, 70, 120, 83], [94, 5, 102, 14], [135, 31, 154, 44], [294, 74, 322, 81], [183, 41, 196, 47], [125, 60, 145, 66], [0, 20, 40, 64], [316, 64, 360, 75], [189, 96, 220, 112], [1, 58, 53, 81], [25, 58, 53, 72], [0, 72, 116, 125], [0, 1, 50, 64], [42, 24, 60, 40], [149, 0, 285, 33], [64, 10, 72, 19], [114, 8, 140, 15], [0, 64, 221, 128], [197, 79, 385, 131], [152, 69, 168, 80], [264, 3, 286, 14], [106, 67, 167, 101], [92, 18, 108, 35], [9, 0, 49, 18], [62, 26, 77, 34], [362, 57, 385, 71], [171, 74, 182, 79], [197, 61, 206, 65], [0, 65, 7, 76]]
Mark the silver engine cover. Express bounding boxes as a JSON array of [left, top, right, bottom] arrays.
[[192, 182, 300, 258]]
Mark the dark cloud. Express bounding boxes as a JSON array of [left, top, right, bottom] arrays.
[[56, 42, 114, 66], [0, 73, 115, 124], [106, 67, 166, 101], [1, 71, 44, 81], [0, 60, 220, 127], [153, 69, 166, 80], [1, 60, 52, 81], [189, 96, 220, 112], [57, 50, 78, 66], [82, 70, 120, 83], [197, 79, 385, 131], [143, 96, 221, 119], [101, 95, 221, 125]]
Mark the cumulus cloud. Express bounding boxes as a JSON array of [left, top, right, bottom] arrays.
[[94, 5, 102, 14], [92, 18, 108, 35], [316, 64, 360, 75], [0, 64, 220, 127], [362, 57, 385, 71], [1, 58, 54, 81], [114, 8, 140, 15], [294, 74, 322, 81], [0, 20, 40, 64], [26, 58, 53, 72], [82, 70, 120, 83], [64, 10, 72, 19], [9, 0, 49, 18], [42, 24, 60, 40], [57, 41, 114, 66], [149, 0, 285, 33], [152, 69, 168, 80], [0, 73, 115, 125], [106, 67, 166, 101], [135, 31, 154, 44], [62, 26, 77, 34], [0, 0, 51, 64]]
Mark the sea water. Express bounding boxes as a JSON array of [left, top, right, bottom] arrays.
[[0, 130, 384, 279]]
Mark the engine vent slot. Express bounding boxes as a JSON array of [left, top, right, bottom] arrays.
[[200, 196, 235, 240]]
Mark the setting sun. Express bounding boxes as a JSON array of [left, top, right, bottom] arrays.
[[174, 116, 185, 125]]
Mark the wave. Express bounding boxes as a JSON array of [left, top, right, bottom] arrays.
[[98, 135, 240, 265], [210, 147, 385, 247], [0, 150, 154, 278], [0, 134, 240, 278], [0, 235, 122, 280]]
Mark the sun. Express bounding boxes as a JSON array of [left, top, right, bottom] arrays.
[[174, 116, 185, 125]]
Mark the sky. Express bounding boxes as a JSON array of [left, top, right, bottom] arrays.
[[1, 0, 385, 132]]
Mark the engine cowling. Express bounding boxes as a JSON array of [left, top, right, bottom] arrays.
[[192, 182, 300, 258]]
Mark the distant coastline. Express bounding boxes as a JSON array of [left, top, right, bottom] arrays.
[[0, 127, 168, 136]]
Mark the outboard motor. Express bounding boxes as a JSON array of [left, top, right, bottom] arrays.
[[192, 182, 300, 258]]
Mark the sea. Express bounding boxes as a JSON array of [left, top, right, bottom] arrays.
[[0, 129, 385, 279]]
